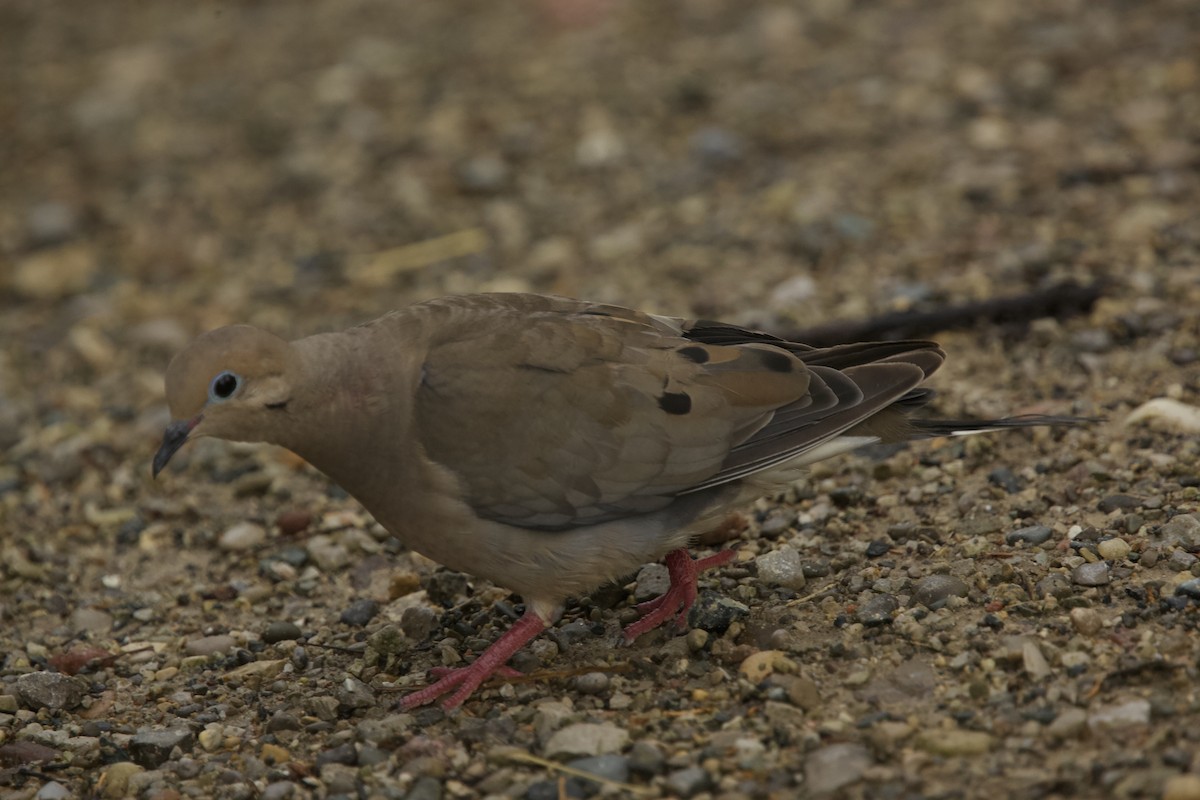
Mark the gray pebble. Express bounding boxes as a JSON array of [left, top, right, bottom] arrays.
[[401, 606, 438, 640], [34, 782, 72, 800], [755, 546, 807, 590], [689, 127, 745, 166], [130, 728, 195, 768], [988, 467, 1023, 494], [290, 646, 309, 671], [911, 575, 970, 609], [340, 599, 379, 627], [1006, 525, 1053, 546], [544, 722, 630, 758], [16, 672, 83, 711], [759, 508, 795, 538], [666, 766, 712, 798], [688, 591, 750, 633], [424, 570, 470, 606], [1071, 561, 1110, 586], [568, 754, 630, 783], [265, 712, 302, 733], [315, 742, 358, 768], [405, 776, 443, 800], [263, 621, 302, 643], [1175, 579, 1200, 600], [336, 677, 375, 712], [805, 743, 872, 794], [1160, 514, 1200, 549], [1167, 549, 1198, 571], [634, 562, 671, 602], [456, 154, 509, 194], [628, 740, 665, 775], [856, 593, 899, 626], [1097, 494, 1142, 513], [573, 671, 610, 695], [261, 782, 297, 800], [184, 634, 237, 657]]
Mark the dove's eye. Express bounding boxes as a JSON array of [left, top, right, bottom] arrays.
[[209, 371, 241, 402]]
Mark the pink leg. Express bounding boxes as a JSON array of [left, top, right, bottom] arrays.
[[399, 610, 546, 710], [622, 548, 736, 642]]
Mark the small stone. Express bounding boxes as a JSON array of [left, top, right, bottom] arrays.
[[1097, 537, 1131, 561], [1088, 699, 1151, 732], [35, 782, 72, 800], [70, 607, 114, 634], [1097, 494, 1142, 513], [336, 677, 375, 712], [400, 606, 438, 640], [276, 510, 312, 535], [804, 743, 872, 794], [689, 127, 744, 166], [456, 154, 509, 194], [911, 575, 970, 609], [1168, 549, 1198, 571], [130, 729, 194, 768], [773, 674, 821, 710], [1006, 525, 1053, 546], [263, 621, 302, 644], [567, 754, 630, 785], [915, 729, 993, 756], [685, 628, 709, 652], [1046, 708, 1088, 739], [1163, 775, 1200, 800], [758, 508, 795, 538], [987, 467, 1022, 494], [340, 599, 379, 627], [261, 782, 297, 800], [633, 563, 670, 602], [13, 243, 97, 300], [306, 535, 351, 571], [100, 762, 144, 799], [1072, 562, 1110, 586], [315, 743, 358, 768], [543, 722, 630, 758], [218, 522, 266, 551], [755, 546, 807, 590], [1176, 579, 1200, 600], [739, 650, 793, 682], [572, 672, 609, 695], [1022, 640, 1051, 679], [856, 594, 898, 626], [184, 634, 237, 657], [627, 741, 664, 776], [665, 766, 711, 798], [16, 673, 84, 711], [1069, 607, 1104, 635], [687, 591, 750, 634], [265, 712, 302, 734], [1160, 515, 1200, 549], [404, 776, 443, 800], [865, 539, 891, 558], [424, 570, 469, 606]]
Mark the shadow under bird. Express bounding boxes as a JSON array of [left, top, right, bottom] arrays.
[[153, 293, 1085, 709]]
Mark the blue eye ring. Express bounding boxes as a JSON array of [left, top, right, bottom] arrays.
[[209, 371, 241, 402]]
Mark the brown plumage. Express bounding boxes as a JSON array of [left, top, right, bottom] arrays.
[[154, 293, 1081, 709]]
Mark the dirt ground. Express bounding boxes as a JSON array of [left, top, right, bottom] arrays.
[[2, 1, 1199, 798]]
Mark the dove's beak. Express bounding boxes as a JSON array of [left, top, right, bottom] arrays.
[[153, 417, 199, 477]]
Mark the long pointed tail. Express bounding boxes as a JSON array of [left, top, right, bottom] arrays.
[[911, 414, 1099, 438]]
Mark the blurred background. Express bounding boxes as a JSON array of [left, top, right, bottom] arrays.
[[3, 2, 1200, 796]]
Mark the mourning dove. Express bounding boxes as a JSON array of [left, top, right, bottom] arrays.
[[154, 293, 1082, 709]]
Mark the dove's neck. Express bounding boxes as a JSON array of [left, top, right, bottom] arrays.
[[278, 325, 427, 505]]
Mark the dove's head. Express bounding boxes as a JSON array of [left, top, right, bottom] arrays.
[[153, 325, 295, 476]]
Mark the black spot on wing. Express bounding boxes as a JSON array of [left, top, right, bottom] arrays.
[[658, 391, 692, 415], [678, 345, 709, 364], [757, 349, 795, 373]]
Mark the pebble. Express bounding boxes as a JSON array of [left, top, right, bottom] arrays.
[[627, 741, 665, 776], [915, 729, 993, 756], [856, 593, 899, 625], [634, 563, 671, 602], [755, 546, 807, 590], [340, 599, 379, 627], [665, 766, 711, 798], [1006, 525, 1054, 546], [130, 729, 194, 768], [572, 672, 610, 695], [265, 712, 302, 733], [218, 522, 266, 551], [568, 754, 630, 784], [1088, 699, 1151, 732], [911, 575, 970, 609], [275, 509, 312, 535], [1097, 494, 1142, 513], [1161, 515, 1200, 549], [758, 508, 795, 538], [404, 776, 443, 800], [1022, 639, 1051, 679], [400, 606, 438, 640], [306, 535, 351, 571], [455, 154, 509, 194], [543, 723, 630, 758], [1163, 775, 1200, 800], [13, 243, 97, 300], [689, 127, 745, 166], [988, 467, 1023, 494], [424, 570, 469, 606], [1125, 398, 1200, 433], [1097, 537, 1131, 561], [35, 782, 72, 800], [336, 677, 375, 712], [262, 621, 302, 644], [804, 743, 872, 794], [1176, 579, 1200, 600], [1069, 607, 1104, 635], [99, 762, 144, 799], [261, 782, 297, 800], [688, 592, 750, 634], [1168, 549, 1198, 571], [1071, 561, 1110, 586], [16, 673, 84, 711], [70, 607, 114, 633], [1045, 707, 1088, 739], [739, 650, 793, 682]]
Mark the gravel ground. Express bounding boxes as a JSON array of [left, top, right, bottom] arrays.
[[3, 1, 1200, 798]]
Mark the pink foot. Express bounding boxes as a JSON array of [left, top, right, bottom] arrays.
[[622, 548, 736, 642], [399, 610, 546, 710]]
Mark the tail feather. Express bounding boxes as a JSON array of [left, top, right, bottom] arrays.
[[911, 414, 1098, 438]]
